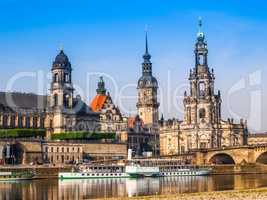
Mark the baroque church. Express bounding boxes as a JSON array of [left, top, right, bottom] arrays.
[[160, 20, 248, 155]]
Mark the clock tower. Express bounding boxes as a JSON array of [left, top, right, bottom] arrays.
[[137, 33, 159, 126]]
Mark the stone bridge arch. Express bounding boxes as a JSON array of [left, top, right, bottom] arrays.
[[207, 152, 236, 164], [254, 146, 267, 164], [205, 148, 250, 165]]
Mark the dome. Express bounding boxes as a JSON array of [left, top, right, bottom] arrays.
[[52, 50, 71, 70], [138, 75, 158, 88]]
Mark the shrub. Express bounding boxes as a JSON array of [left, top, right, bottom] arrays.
[[0, 129, 45, 138]]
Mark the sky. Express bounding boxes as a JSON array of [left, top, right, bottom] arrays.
[[0, 0, 267, 132]]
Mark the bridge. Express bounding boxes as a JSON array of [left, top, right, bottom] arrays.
[[195, 144, 267, 165]]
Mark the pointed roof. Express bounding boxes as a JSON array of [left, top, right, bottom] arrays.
[[142, 32, 151, 62], [90, 95, 107, 112]]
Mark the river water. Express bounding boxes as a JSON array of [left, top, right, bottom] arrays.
[[1, 174, 267, 199]]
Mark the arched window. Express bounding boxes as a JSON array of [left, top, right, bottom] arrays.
[[54, 94, 58, 106], [54, 73, 59, 82], [64, 73, 69, 82], [187, 107, 191, 123], [198, 82, 205, 97], [18, 115, 23, 128], [10, 115, 15, 127], [3, 115, 8, 128], [199, 108, 206, 119], [25, 115, 30, 128], [63, 94, 70, 108], [198, 55, 204, 65]]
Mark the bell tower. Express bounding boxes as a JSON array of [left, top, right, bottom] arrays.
[[50, 49, 74, 110], [183, 19, 222, 148], [137, 33, 159, 126]]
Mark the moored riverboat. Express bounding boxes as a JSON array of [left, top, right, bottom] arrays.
[[160, 165, 211, 176], [59, 165, 130, 179], [0, 172, 35, 181], [59, 164, 211, 179]]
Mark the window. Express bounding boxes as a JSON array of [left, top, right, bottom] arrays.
[[199, 108, 206, 119], [54, 94, 58, 106], [64, 73, 69, 82], [63, 94, 70, 108], [54, 73, 59, 82], [25, 116, 30, 128], [198, 82, 205, 97], [198, 55, 204, 65], [200, 142, 207, 149]]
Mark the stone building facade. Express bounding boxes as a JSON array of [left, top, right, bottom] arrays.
[[160, 20, 248, 156], [90, 77, 127, 132], [42, 142, 83, 164], [127, 115, 159, 156]]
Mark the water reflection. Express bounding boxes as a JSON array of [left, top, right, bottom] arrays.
[[1, 175, 267, 199]]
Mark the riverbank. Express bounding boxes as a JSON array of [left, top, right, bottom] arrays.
[[101, 187, 267, 200]]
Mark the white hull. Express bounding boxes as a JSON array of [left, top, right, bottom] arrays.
[[160, 169, 211, 177], [59, 172, 130, 179], [58, 165, 212, 179]]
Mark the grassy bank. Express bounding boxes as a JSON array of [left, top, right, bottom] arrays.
[[96, 187, 267, 200]]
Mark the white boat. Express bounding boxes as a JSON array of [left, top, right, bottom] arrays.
[[0, 171, 35, 181], [59, 165, 130, 179], [58, 164, 211, 179], [160, 167, 211, 177]]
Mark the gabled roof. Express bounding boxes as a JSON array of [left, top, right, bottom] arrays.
[[90, 94, 107, 112]]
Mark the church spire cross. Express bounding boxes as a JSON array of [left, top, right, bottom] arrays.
[[198, 17, 202, 31]]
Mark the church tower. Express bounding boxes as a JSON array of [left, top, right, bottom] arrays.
[[137, 33, 159, 126], [183, 19, 222, 149], [50, 49, 74, 110], [49, 49, 75, 133]]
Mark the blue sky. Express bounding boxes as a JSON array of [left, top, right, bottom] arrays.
[[0, 0, 267, 131]]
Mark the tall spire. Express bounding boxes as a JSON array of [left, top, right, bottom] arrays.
[[145, 31, 149, 54], [197, 17, 205, 41], [143, 31, 151, 63]]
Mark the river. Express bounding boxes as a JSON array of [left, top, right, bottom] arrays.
[[1, 174, 267, 199]]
